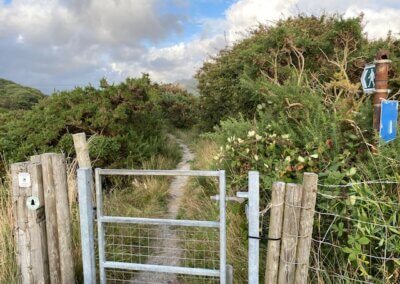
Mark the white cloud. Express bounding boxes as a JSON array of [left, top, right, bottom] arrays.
[[0, 0, 399, 93], [224, 0, 296, 42], [109, 0, 296, 84], [345, 6, 400, 39], [0, 0, 183, 46], [0, 0, 184, 92]]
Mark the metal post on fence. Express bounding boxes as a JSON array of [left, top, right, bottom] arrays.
[[78, 168, 96, 283], [373, 50, 391, 132], [96, 168, 107, 284], [248, 171, 260, 284], [219, 170, 227, 284], [226, 264, 233, 284]]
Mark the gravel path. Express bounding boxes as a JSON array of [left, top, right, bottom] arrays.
[[131, 137, 194, 283]]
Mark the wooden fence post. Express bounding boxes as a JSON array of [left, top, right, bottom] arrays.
[[41, 153, 62, 283], [11, 162, 31, 283], [52, 154, 76, 283], [265, 182, 286, 284], [73, 133, 92, 168], [28, 162, 50, 283], [295, 173, 318, 284], [278, 183, 303, 284], [11, 162, 50, 283], [71, 133, 92, 204], [73, 132, 94, 200]]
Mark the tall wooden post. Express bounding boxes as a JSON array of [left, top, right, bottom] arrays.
[[11, 162, 31, 283], [265, 182, 286, 284], [73, 132, 94, 201], [11, 162, 50, 283], [41, 153, 62, 283], [278, 183, 303, 284], [52, 154, 75, 283], [295, 173, 318, 284], [373, 50, 391, 132], [73, 133, 92, 168]]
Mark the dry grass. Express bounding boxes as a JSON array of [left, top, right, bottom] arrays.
[[0, 149, 179, 283], [0, 168, 18, 283], [178, 138, 249, 283]]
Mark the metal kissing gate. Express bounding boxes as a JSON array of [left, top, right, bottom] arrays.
[[77, 168, 260, 283]]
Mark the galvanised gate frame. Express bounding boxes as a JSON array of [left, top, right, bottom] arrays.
[[95, 169, 226, 283]]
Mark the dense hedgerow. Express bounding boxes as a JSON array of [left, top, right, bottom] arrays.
[[198, 14, 400, 282], [196, 14, 400, 130], [157, 83, 199, 129], [0, 74, 194, 174]]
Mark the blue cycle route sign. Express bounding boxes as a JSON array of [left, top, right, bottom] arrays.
[[380, 100, 398, 143], [361, 64, 376, 94]]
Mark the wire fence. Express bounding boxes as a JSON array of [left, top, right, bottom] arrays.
[[261, 179, 400, 284], [98, 174, 222, 284], [103, 223, 220, 283]]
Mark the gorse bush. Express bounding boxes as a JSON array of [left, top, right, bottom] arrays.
[[0, 74, 193, 174], [196, 14, 400, 130], [198, 14, 400, 282], [157, 84, 199, 129]]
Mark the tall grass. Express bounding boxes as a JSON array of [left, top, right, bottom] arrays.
[[0, 134, 182, 283], [178, 138, 249, 283], [0, 167, 18, 283]]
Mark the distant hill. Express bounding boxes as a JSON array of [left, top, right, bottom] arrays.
[[0, 78, 45, 110]]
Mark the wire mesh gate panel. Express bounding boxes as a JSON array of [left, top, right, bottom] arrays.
[[95, 169, 227, 284]]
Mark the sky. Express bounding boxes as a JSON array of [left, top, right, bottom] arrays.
[[0, 0, 399, 94]]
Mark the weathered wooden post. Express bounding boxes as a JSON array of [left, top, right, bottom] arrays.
[[278, 183, 303, 284], [73, 132, 94, 198], [41, 153, 62, 283], [265, 182, 286, 284], [28, 162, 50, 283], [73, 133, 92, 168], [295, 173, 318, 284], [52, 154, 75, 283], [11, 161, 49, 283]]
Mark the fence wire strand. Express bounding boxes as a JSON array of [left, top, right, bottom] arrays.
[[262, 179, 399, 284]]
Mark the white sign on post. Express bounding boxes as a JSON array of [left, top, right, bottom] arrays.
[[361, 64, 376, 93], [26, 196, 40, 210], [18, 172, 31, 188]]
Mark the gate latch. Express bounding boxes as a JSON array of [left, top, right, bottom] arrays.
[[210, 195, 245, 203]]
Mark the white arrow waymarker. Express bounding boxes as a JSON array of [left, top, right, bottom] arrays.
[[361, 64, 376, 93]]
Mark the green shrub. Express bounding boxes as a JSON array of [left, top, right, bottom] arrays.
[[157, 84, 199, 128], [207, 80, 399, 282], [196, 14, 400, 130], [0, 78, 44, 110], [0, 75, 181, 174]]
